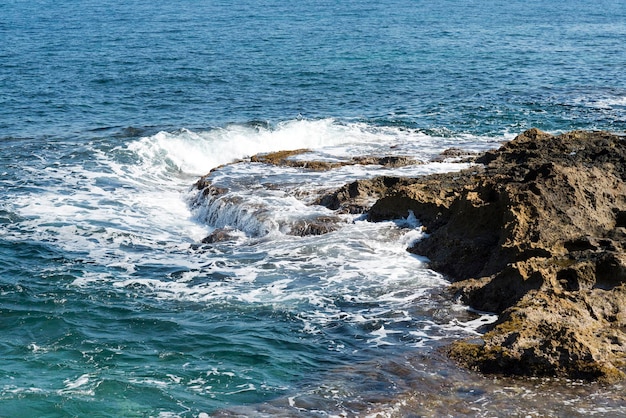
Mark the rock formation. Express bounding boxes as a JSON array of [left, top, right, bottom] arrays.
[[361, 129, 626, 382], [194, 128, 626, 381], [193, 150, 423, 239], [319, 129, 626, 381], [250, 149, 421, 171]]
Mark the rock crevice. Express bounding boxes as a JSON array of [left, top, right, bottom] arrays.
[[361, 129, 626, 381]]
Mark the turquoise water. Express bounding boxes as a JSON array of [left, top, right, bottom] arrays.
[[1, 0, 626, 416]]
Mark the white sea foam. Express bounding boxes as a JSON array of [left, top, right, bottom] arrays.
[[442, 312, 499, 336], [572, 94, 626, 110], [27, 343, 48, 353], [8, 119, 490, 256], [126, 119, 501, 177], [58, 373, 98, 396], [367, 325, 402, 346], [62, 374, 91, 391], [3, 119, 504, 355], [127, 119, 390, 177], [595, 96, 626, 109]]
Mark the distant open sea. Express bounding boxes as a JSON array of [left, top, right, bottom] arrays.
[[1, 0, 626, 416]]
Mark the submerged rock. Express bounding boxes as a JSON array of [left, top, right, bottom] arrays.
[[192, 169, 345, 240], [365, 129, 626, 382], [202, 228, 237, 243]]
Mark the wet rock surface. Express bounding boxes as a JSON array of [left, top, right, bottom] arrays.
[[192, 149, 424, 240], [249, 148, 421, 171], [363, 129, 626, 381], [193, 129, 626, 382], [314, 177, 420, 214]]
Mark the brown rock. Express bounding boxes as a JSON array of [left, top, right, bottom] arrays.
[[447, 289, 626, 382], [202, 228, 236, 243], [250, 149, 421, 172], [250, 149, 341, 170], [351, 155, 422, 167], [367, 128, 626, 381], [288, 216, 342, 236], [315, 177, 419, 214], [431, 147, 480, 163]]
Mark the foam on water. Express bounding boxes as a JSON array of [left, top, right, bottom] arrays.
[[127, 119, 386, 177], [183, 120, 501, 237], [98, 216, 470, 344], [4, 120, 497, 257], [574, 94, 626, 110], [1, 119, 505, 415], [3, 119, 501, 343], [126, 119, 503, 177]]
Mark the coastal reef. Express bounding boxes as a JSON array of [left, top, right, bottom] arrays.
[[359, 129, 626, 382], [194, 129, 626, 382]]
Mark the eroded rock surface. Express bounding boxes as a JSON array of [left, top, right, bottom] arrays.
[[315, 177, 420, 214], [250, 149, 421, 171], [193, 128, 626, 381], [364, 129, 626, 381], [192, 149, 424, 240]]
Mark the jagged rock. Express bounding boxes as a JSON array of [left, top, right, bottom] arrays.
[[430, 147, 479, 162], [315, 177, 419, 214], [202, 228, 236, 243], [367, 128, 626, 382], [289, 216, 342, 236], [249, 149, 421, 171]]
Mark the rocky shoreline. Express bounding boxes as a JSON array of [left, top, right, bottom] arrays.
[[195, 129, 626, 382], [361, 129, 626, 382]]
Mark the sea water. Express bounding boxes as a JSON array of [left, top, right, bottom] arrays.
[[1, 0, 626, 416]]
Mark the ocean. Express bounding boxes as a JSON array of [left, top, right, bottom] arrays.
[[1, 0, 625, 416]]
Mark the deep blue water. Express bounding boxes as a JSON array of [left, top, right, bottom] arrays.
[[1, 0, 626, 416], [3, 0, 625, 138]]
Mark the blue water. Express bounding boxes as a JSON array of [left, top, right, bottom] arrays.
[[3, 0, 625, 138], [2, 0, 626, 416]]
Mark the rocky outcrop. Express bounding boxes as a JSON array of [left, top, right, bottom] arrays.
[[192, 150, 424, 240], [193, 128, 626, 380], [365, 129, 626, 381], [314, 177, 420, 214], [250, 149, 421, 171]]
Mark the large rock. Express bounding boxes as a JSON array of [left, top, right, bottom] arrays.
[[367, 129, 626, 381], [315, 177, 419, 214]]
